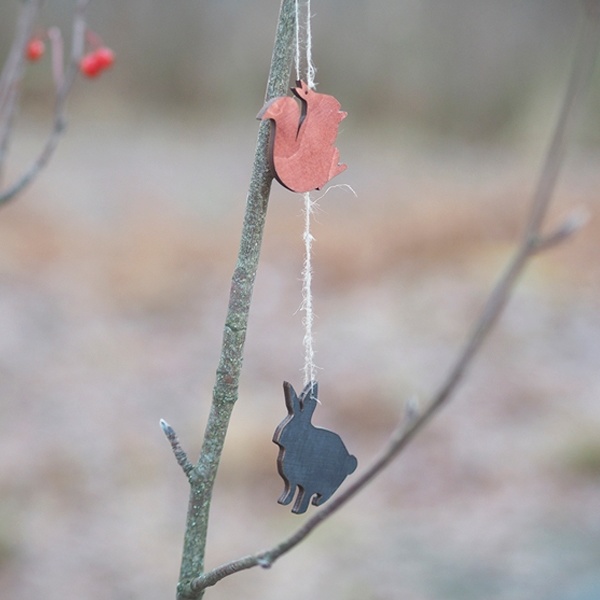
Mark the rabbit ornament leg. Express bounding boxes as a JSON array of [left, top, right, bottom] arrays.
[[273, 381, 358, 514]]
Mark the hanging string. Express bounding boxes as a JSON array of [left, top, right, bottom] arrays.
[[306, 0, 317, 89], [305, 0, 316, 88], [301, 192, 316, 387], [294, 0, 316, 88], [294, 0, 318, 389]]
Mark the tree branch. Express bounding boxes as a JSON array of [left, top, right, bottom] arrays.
[[185, 2, 600, 593], [0, 0, 46, 186], [173, 2, 297, 598], [0, 0, 91, 206]]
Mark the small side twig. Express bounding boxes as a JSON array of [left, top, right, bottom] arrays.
[[186, 2, 600, 593], [532, 208, 590, 253], [160, 420, 196, 481], [0, 0, 91, 207]]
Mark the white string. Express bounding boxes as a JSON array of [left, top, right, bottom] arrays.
[[305, 0, 316, 88], [295, 1, 318, 388], [294, 0, 316, 88], [301, 192, 316, 386], [314, 183, 358, 202]]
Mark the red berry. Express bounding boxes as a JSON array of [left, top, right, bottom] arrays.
[[94, 47, 115, 70], [79, 46, 115, 79], [79, 53, 102, 78], [26, 38, 45, 62]]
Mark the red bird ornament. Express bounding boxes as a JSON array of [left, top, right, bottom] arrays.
[[257, 80, 347, 193]]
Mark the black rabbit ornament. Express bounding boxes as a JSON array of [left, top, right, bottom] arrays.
[[273, 381, 358, 514]]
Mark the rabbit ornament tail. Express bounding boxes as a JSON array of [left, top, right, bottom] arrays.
[[273, 381, 358, 514]]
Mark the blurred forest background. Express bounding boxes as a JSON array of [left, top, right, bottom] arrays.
[[0, 1, 599, 600]]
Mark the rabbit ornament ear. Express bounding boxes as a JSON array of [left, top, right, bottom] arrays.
[[298, 381, 318, 418], [282, 380, 301, 415], [281, 381, 318, 420]]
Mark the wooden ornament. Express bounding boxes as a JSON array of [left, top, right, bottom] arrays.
[[257, 80, 347, 193], [273, 381, 358, 514]]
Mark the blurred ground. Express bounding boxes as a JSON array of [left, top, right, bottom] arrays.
[[1, 1, 600, 600], [0, 110, 598, 600]]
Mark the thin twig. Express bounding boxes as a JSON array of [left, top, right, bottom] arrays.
[[187, 3, 600, 593], [0, 0, 91, 206], [160, 420, 195, 480]]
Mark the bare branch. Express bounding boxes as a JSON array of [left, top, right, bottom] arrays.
[[185, 3, 600, 593], [175, 2, 297, 598], [0, 0, 91, 206], [523, 2, 600, 244]]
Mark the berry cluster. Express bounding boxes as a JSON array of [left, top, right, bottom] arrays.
[[79, 47, 115, 78], [25, 28, 115, 80]]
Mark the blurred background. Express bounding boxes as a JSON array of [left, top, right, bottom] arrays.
[[0, 1, 599, 599]]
